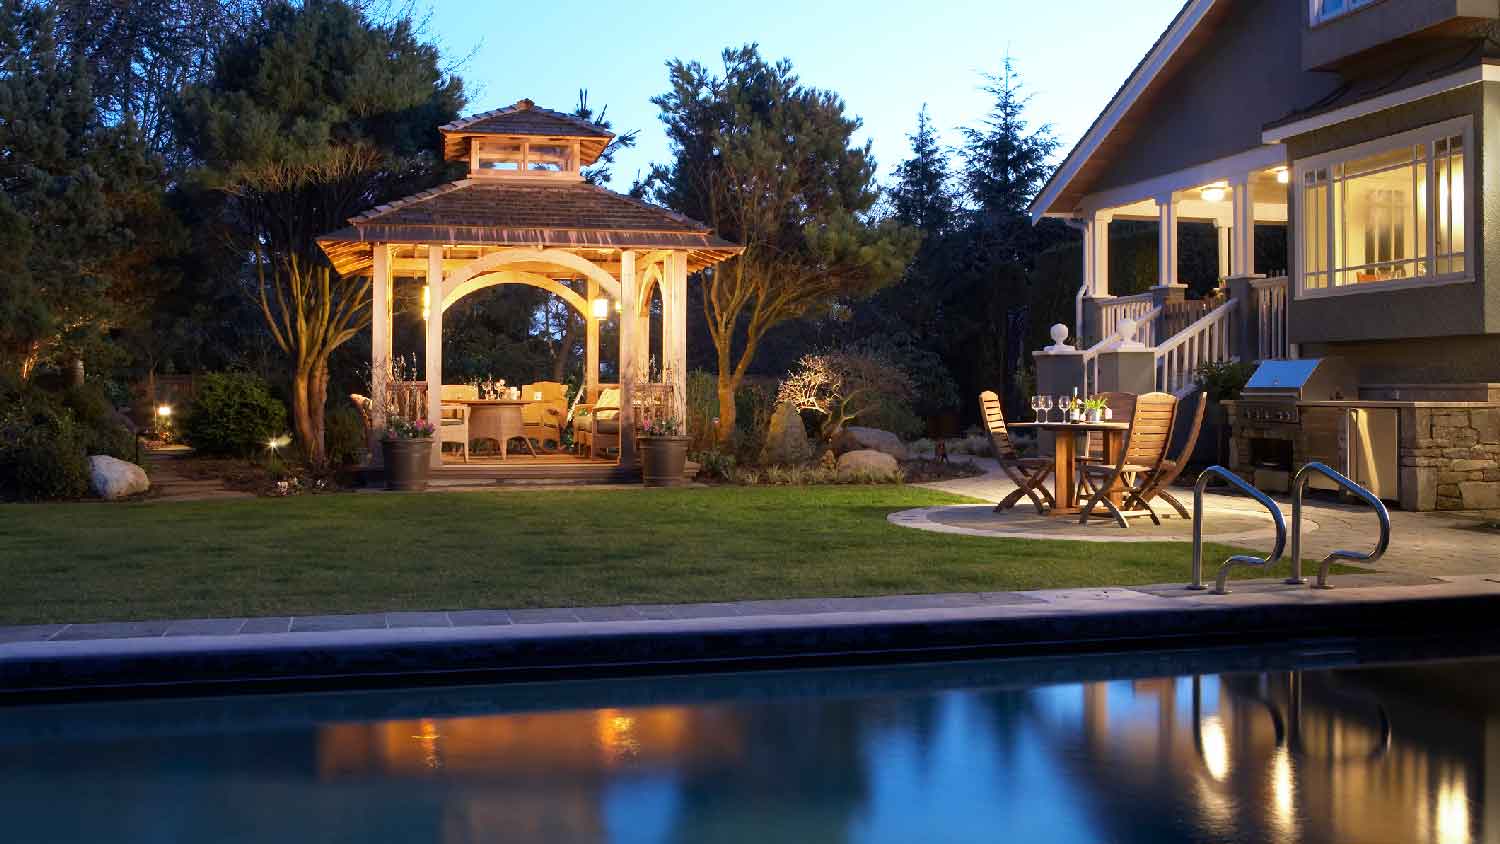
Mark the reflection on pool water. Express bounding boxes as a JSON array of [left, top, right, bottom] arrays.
[[0, 647, 1491, 843]]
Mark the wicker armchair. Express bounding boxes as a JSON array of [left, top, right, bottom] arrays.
[[438, 384, 477, 463], [521, 381, 568, 451], [573, 385, 622, 459]]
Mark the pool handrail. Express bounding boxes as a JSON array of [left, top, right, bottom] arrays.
[[1290, 461, 1391, 589], [1189, 466, 1287, 593]]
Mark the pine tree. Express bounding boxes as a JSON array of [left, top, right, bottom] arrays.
[[889, 105, 957, 236]]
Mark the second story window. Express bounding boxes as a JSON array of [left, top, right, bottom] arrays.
[[1309, 0, 1381, 25]]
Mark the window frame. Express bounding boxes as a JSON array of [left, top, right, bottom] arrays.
[[469, 137, 583, 179], [1308, 0, 1383, 27], [1293, 115, 1474, 300]]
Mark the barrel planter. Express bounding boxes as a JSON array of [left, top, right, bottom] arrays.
[[638, 435, 690, 487], [382, 437, 434, 491]]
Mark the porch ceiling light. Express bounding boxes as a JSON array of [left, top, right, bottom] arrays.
[[1199, 183, 1228, 203], [1274, 167, 1290, 184], [592, 297, 610, 319]]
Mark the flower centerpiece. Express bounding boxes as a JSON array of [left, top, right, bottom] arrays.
[[637, 414, 689, 487], [381, 415, 436, 491]]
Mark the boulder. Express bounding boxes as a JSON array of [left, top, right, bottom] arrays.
[[89, 455, 150, 500], [836, 426, 908, 460], [761, 401, 813, 466], [837, 448, 899, 479]]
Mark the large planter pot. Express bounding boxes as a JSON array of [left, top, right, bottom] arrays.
[[382, 437, 434, 491], [638, 435, 690, 487]]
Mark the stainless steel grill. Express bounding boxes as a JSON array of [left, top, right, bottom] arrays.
[[1237, 358, 1357, 425]]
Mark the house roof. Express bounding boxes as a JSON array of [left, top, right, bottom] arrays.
[[1029, 0, 1230, 220], [439, 99, 614, 164], [316, 179, 742, 276]]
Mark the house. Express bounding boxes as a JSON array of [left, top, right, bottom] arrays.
[[316, 99, 740, 480], [1030, 0, 1500, 511]]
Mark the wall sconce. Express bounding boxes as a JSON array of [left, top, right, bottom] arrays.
[[156, 405, 173, 419], [592, 297, 610, 319]]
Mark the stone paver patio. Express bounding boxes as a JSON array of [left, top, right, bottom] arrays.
[[919, 458, 1500, 576]]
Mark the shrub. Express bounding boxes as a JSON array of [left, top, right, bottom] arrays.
[[692, 448, 736, 481], [324, 404, 368, 468], [62, 383, 133, 459], [0, 387, 92, 500], [182, 372, 289, 457], [686, 370, 720, 452], [1195, 360, 1257, 403]]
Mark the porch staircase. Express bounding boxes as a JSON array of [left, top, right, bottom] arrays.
[[1083, 276, 1290, 397]]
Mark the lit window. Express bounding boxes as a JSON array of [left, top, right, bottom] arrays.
[[1309, 0, 1381, 25], [1296, 119, 1470, 294]]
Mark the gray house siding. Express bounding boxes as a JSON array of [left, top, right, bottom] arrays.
[[1092, 0, 1339, 195], [1284, 82, 1498, 360], [1302, 0, 1500, 70]]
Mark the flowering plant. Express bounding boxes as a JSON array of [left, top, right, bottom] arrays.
[[639, 415, 683, 437], [384, 415, 435, 440]]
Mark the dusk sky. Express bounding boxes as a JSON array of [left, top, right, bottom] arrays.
[[425, 0, 1184, 189]]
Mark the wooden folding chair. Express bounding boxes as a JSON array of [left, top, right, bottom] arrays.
[[1130, 390, 1207, 520], [980, 391, 1055, 515], [1078, 391, 1178, 528]]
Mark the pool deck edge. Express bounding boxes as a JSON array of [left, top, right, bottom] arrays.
[[4, 573, 1499, 697]]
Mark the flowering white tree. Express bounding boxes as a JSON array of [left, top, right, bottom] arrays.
[[776, 351, 914, 443]]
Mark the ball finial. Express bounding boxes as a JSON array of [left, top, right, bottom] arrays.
[[1050, 324, 1069, 345]]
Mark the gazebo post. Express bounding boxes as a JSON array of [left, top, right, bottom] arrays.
[[424, 246, 444, 468], [585, 278, 600, 400], [665, 251, 689, 423], [618, 249, 639, 466], [369, 243, 393, 464]]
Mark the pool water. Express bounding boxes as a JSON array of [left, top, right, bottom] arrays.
[[0, 642, 1492, 843]]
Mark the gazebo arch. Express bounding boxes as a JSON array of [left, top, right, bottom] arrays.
[[444, 248, 621, 301], [443, 270, 589, 316]]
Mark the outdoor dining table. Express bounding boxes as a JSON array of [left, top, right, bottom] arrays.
[[459, 399, 537, 460], [1009, 421, 1131, 516]]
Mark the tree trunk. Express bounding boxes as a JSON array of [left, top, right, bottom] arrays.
[[308, 357, 329, 466], [716, 372, 739, 442], [552, 311, 580, 382], [290, 368, 319, 466]]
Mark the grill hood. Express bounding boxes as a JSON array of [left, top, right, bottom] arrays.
[[1242, 358, 1357, 402]]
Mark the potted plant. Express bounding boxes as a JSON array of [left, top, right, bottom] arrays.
[[637, 415, 689, 487], [1083, 396, 1110, 423], [382, 415, 436, 491]]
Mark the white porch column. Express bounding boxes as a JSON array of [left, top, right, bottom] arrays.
[[618, 250, 638, 466], [1216, 223, 1231, 282], [369, 243, 392, 461], [424, 247, 444, 468], [1156, 193, 1181, 288], [664, 251, 689, 421], [1091, 210, 1113, 298], [1230, 175, 1256, 277], [585, 278, 600, 399]]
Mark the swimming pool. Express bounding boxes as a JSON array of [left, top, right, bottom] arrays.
[[0, 640, 1488, 843]]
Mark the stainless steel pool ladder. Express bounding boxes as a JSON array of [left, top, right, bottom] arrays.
[[1189, 466, 1287, 593], [1288, 461, 1391, 589], [1189, 462, 1391, 593]]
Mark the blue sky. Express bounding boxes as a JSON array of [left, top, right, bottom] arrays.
[[424, 0, 1184, 190]]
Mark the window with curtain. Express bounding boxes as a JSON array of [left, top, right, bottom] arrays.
[[1297, 119, 1470, 294]]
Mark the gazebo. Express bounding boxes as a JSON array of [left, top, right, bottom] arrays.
[[317, 99, 741, 473]]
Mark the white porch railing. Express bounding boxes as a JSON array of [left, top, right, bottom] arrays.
[[1096, 292, 1157, 345], [1154, 297, 1238, 398], [1081, 305, 1162, 395], [1252, 276, 1289, 361]]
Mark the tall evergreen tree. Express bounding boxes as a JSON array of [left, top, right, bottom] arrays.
[[0, 0, 169, 380], [643, 45, 917, 440], [175, 0, 465, 464], [889, 105, 957, 236]]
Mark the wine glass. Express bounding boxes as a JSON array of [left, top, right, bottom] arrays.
[[1041, 395, 1054, 423], [1029, 395, 1040, 422], [1057, 394, 1073, 422]]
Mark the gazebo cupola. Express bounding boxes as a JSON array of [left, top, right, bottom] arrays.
[[440, 98, 612, 180], [317, 98, 742, 472]]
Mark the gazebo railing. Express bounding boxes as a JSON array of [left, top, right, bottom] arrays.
[[387, 380, 429, 421]]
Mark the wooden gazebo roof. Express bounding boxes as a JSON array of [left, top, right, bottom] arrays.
[[439, 98, 614, 164], [317, 179, 742, 276]]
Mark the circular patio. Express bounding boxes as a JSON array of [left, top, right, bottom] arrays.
[[889, 502, 1312, 544]]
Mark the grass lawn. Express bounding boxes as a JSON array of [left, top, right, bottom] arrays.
[[0, 486, 1310, 625]]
